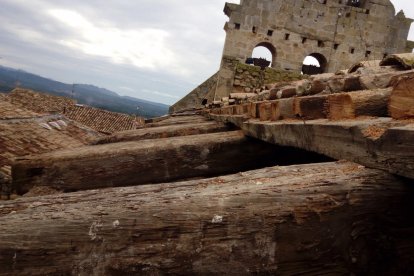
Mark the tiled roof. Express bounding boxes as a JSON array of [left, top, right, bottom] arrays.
[[5, 89, 144, 134], [0, 117, 101, 178], [64, 105, 144, 134], [0, 97, 40, 119], [8, 88, 76, 114]]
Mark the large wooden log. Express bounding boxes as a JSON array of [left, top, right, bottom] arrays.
[[258, 102, 272, 121], [389, 73, 414, 119], [270, 98, 295, 121], [293, 95, 328, 120], [1, 162, 413, 275], [249, 101, 261, 118], [238, 118, 414, 179], [328, 88, 391, 120], [12, 131, 323, 194], [145, 115, 210, 128], [95, 121, 230, 144]]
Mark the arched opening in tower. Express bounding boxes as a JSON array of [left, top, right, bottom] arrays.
[[346, 0, 362, 8], [302, 53, 327, 75], [250, 42, 276, 68]]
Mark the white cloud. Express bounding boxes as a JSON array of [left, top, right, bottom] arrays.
[[48, 9, 181, 72], [141, 89, 179, 99], [1, 0, 413, 106], [119, 86, 135, 92]]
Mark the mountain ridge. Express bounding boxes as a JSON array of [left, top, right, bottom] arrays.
[[0, 65, 169, 118]]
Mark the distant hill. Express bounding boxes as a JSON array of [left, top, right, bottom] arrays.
[[0, 66, 169, 118]]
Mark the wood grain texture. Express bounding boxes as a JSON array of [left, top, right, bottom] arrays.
[[12, 131, 318, 194], [293, 95, 329, 120], [258, 102, 272, 121], [242, 118, 414, 179], [95, 121, 230, 144], [1, 162, 413, 275], [389, 73, 414, 119], [328, 88, 391, 120], [210, 114, 414, 179], [272, 98, 295, 120]]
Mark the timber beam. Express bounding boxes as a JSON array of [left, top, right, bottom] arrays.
[[210, 114, 414, 179], [1, 162, 413, 275], [12, 130, 329, 194], [95, 121, 231, 144]]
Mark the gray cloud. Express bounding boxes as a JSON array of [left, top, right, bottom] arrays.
[[0, 0, 412, 105]]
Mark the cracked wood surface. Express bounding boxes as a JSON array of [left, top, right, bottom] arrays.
[[13, 130, 310, 194], [95, 121, 231, 144], [210, 114, 414, 179], [389, 72, 414, 119], [1, 161, 413, 275]]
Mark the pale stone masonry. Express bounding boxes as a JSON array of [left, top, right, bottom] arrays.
[[222, 0, 413, 73], [171, 0, 413, 112]]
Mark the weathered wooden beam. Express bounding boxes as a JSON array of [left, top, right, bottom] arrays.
[[327, 88, 391, 120], [1, 162, 413, 275], [293, 95, 329, 120], [144, 115, 170, 124], [271, 98, 295, 120], [234, 104, 244, 115], [249, 101, 260, 118], [95, 121, 231, 144], [239, 118, 414, 179], [11, 131, 302, 194], [389, 73, 414, 119], [145, 115, 210, 128], [209, 114, 247, 128], [258, 102, 272, 121], [222, 106, 232, 115]]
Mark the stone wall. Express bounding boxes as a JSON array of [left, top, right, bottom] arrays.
[[233, 62, 304, 94], [169, 72, 219, 113], [172, 0, 413, 109], [172, 58, 305, 108], [222, 0, 413, 73]]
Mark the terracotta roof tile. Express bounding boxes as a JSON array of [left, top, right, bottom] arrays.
[[0, 117, 101, 178], [5, 89, 145, 134], [0, 97, 40, 119], [8, 88, 76, 114], [64, 105, 144, 134]]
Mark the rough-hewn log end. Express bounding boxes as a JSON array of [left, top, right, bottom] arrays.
[[389, 74, 414, 119]]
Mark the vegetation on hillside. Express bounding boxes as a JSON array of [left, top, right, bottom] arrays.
[[0, 66, 169, 118]]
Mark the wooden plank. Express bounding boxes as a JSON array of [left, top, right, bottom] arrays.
[[234, 104, 244, 115], [389, 73, 414, 119], [249, 102, 259, 118], [11, 131, 295, 194], [293, 95, 329, 120], [328, 88, 391, 120], [145, 115, 210, 128], [241, 118, 414, 179], [259, 102, 272, 121], [95, 121, 230, 144], [1, 162, 413, 275], [272, 98, 295, 120], [270, 101, 280, 121]]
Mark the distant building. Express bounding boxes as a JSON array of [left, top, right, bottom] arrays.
[[171, 0, 414, 111], [222, 0, 413, 73]]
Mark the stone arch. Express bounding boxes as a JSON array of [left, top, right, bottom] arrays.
[[302, 53, 328, 75], [251, 42, 277, 67], [346, 0, 365, 8]]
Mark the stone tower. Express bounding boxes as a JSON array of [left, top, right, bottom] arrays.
[[222, 0, 413, 73], [170, 0, 414, 112]]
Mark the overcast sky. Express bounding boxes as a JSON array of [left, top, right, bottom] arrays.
[[0, 0, 412, 105]]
